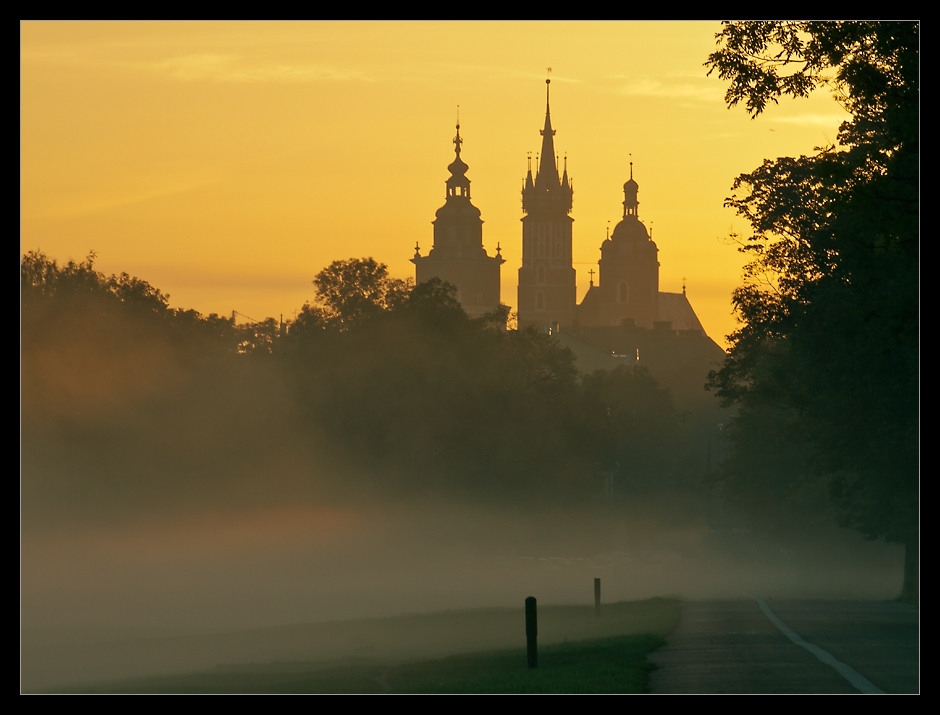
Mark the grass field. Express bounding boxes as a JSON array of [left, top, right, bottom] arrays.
[[47, 598, 680, 694]]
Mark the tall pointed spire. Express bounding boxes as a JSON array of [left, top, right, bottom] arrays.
[[522, 76, 571, 216], [519, 75, 576, 331], [536, 78, 560, 188]]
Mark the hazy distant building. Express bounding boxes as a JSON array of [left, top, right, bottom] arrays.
[[514, 81, 706, 338], [508, 81, 723, 408], [577, 166, 705, 333], [410, 87, 722, 400], [516, 79, 577, 329], [412, 123, 504, 319]]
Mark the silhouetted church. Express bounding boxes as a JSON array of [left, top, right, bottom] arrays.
[[516, 79, 704, 335], [517, 81, 576, 329], [516, 79, 724, 410], [410, 82, 724, 408], [575, 164, 705, 333], [411, 123, 504, 319]]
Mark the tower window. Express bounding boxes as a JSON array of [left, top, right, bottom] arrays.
[[535, 291, 545, 311], [537, 264, 545, 284]]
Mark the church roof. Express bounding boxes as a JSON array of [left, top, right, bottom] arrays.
[[657, 291, 705, 332], [579, 284, 601, 311], [609, 215, 651, 243]]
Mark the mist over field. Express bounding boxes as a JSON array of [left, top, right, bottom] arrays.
[[20, 252, 905, 691], [21, 20, 918, 695]]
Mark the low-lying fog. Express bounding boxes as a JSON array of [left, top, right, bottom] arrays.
[[21, 486, 903, 690], [23, 498, 902, 633], [20, 262, 904, 691]]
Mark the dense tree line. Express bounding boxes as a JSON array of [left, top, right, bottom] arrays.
[[22, 252, 695, 526], [705, 22, 918, 598]]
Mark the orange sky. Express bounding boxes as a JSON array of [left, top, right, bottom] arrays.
[[21, 21, 850, 347]]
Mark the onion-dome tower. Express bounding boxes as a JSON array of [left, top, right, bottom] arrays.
[[589, 163, 660, 327], [412, 122, 504, 318]]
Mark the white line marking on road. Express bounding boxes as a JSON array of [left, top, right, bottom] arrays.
[[755, 598, 885, 694]]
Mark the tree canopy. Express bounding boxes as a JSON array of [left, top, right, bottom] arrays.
[[309, 257, 414, 330], [704, 22, 918, 599], [23, 250, 691, 519]]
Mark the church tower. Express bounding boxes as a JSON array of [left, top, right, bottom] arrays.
[[595, 164, 660, 326], [412, 123, 504, 318], [517, 79, 576, 329], [577, 165, 707, 332]]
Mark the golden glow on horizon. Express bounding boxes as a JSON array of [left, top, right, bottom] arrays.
[[21, 21, 850, 347]]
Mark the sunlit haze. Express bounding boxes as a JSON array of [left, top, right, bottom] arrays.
[[21, 21, 851, 347], [27, 23, 909, 694]]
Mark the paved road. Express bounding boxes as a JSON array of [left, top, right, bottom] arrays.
[[648, 599, 918, 694]]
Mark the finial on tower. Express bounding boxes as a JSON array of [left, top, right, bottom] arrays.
[[622, 155, 640, 218], [545, 68, 553, 114], [454, 121, 463, 156], [545, 69, 552, 124]]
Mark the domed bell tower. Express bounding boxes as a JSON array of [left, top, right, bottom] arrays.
[[412, 122, 504, 318], [597, 163, 660, 326]]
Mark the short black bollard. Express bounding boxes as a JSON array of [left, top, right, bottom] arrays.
[[525, 596, 537, 669], [594, 577, 601, 617]]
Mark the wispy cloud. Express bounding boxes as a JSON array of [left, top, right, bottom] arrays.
[[617, 77, 723, 102], [149, 54, 374, 83], [22, 47, 374, 85], [26, 172, 222, 221]]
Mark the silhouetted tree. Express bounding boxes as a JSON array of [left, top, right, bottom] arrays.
[[398, 277, 468, 329], [310, 257, 414, 330], [237, 317, 281, 356], [22, 250, 241, 357], [705, 22, 918, 599], [22, 249, 699, 523]]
